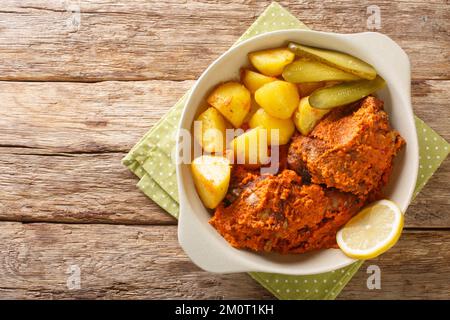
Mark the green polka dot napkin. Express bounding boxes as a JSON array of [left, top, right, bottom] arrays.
[[122, 2, 449, 299]]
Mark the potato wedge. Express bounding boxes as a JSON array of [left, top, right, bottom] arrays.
[[309, 76, 386, 109], [255, 80, 300, 120], [293, 96, 331, 135], [241, 69, 277, 93], [207, 81, 251, 128], [230, 127, 270, 166], [297, 82, 325, 97], [248, 48, 295, 76], [191, 155, 230, 209], [288, 42, 377, 80], [282, 59, 361, 83], [249, 108, 295, 145], [194, 107, 228, 153]]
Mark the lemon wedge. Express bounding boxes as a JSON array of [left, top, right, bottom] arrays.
[[336, 200, 404, 259]]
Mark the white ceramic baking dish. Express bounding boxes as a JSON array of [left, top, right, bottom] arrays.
[[176, 30, 418, 275]]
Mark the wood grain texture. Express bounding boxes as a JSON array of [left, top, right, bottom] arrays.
[[0, 0, 448, 300], [0, 79, 448, 227], [0, 0, 448, 81], [0, 80, 193, 153], [0, 80, 448, 153], [0, 147, 448, 227], [340, 230, 450, 300], [0, 222, 447, 299], [0, 222, 271, 299], [0, 148, 176, 225], [407, 162, 450, 228]]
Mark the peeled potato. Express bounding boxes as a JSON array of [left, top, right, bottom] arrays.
[[293, 96, 331, 135], [230, 127, 270, 166], [207, 81, 251, 128], [255, 80, 300, 120], [248, 48, 295, 76], [241, 69, 277, 93], [191, 155, 231, 209], [249, 108, 295, 145], [194, 107, 228, 153]]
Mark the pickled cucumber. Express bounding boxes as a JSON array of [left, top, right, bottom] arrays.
[[309, 76, 386, 109], [288, 43, 377, 80], [282, 59, 360, 83]]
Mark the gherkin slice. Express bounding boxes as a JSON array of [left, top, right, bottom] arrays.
[[288, 43, 377, 80], [282, 59, 361, 83], [309, 76, 386, 109]]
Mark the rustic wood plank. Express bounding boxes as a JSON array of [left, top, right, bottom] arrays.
[[1, 79, 447, 227], [0, 80, 193, 153], [0, 0, 447, 301], [0, 222, 447, 299], [411, 80, 450, 142], [0, 0, 447, 81], [407, 162, 450, 228], [340, 230, 450, 299], [0, 222, 271, 299], [0, 149, 176, 225], [1, 80, 448, 153], [0, 148, 448, 227]]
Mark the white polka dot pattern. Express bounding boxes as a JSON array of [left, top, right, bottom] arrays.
[[413, 117, 449, 198]]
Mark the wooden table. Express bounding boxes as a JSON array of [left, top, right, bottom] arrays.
[[0, 1, 448, 299]]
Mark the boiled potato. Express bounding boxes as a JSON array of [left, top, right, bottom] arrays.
[[241, 69, 277, 93], [191, 155, 231, 209], [207, 81, 251, 128], [230, 127, 270, 166], [194, 107, 228, 153], [297, 82, 325, 97], [248, 48, 295, 76], [293, 96, 331, 135], [243, 98, 261, 123], [249, 108, 295, 145], [255, 80, 300, 120]]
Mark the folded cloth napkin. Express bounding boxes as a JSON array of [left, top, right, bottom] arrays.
[[122, 2, 449, 299]]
